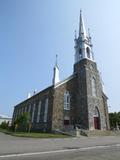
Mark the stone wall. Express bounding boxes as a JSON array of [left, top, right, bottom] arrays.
[[13, 86, 54, 132], [52, 77, 78, 131], [74, 59, 110, 130]]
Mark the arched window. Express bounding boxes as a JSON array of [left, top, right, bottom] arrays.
[[44, 98, 49, 123], [64, 91, 70, 110], [94, 106, 99, 117], [37, 101, 41, 123], [91, 77, 96, 97], [79, 48, 82, 58], [86, 47, 90, 58], [31, 103, 36, 123]]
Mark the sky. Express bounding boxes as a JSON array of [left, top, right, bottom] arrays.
[[0, 0, 120, 117]]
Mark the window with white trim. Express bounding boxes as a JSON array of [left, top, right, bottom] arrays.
[[64, 91, 70, 110], [21, 107, 24, 114], [86, 47, 90, 58], [44, 98, 48, 123], [91, 77, 97, 97], [17, 109, 20, 116], [14, 110, 18, 120], [28, 104, 31, 113], [37, 101, 41, 123], [24, 106, 27, 113], [31, 103, 35, 123]]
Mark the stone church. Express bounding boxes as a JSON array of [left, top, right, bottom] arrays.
[[12, 11, 110, 132]]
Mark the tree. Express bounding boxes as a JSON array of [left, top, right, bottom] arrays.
[[0, 121, 9, 129], [109, 112, 120, 130], [13, 112, 31, 132]]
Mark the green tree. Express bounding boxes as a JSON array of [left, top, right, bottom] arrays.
[[109, 112, 120, 130], [0, 121, 9, 129], [13, 112, 31, 132]]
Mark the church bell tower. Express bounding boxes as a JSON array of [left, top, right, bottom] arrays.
[[74, 10, 94, 63], [74, 11, 109, 130]]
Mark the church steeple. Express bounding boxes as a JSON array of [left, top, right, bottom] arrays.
[[74, 10, 94, 63], [52, 55, 60, 85], [79, 10, 87, 40]]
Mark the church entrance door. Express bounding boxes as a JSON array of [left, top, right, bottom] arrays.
[[64, 120, 70, 130], [93, 106, 101, 130], [94, 117, 100, 129], [64, 120, 70, 125], [64, 115, 70, 129]]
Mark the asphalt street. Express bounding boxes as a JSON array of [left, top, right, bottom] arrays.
[[0, 132, 120, 160]]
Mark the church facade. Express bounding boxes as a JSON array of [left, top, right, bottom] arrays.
[[12, 12, 110, 132]]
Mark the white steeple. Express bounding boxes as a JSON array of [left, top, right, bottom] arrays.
[[52, 55, 60, 85], [74, 10, 94, 63], [79, 10, 87, 40], [27, 92, 31, 99]]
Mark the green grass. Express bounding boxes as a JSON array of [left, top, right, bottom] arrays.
[[0, 128, 70, 138], [12, 132, 69, 138], [0, 128, 12, 134]]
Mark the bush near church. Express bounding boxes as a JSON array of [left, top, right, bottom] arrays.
[[13, 112, 31, 132], [0, 121, 9, 129], [109, 112, 120, 130]]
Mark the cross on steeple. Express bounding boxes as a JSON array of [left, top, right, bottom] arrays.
[[55, 54, 58, 67]]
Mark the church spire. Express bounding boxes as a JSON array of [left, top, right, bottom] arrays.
[[74, 11, 94, 63], [79, 10, 87, 39], [55, 54, 58, 67], [52, 54, 60, 85]]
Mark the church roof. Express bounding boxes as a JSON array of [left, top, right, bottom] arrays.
[[14, 86, 53, 108], [54, 74, 75, 88], [0, 114, 11, 119]]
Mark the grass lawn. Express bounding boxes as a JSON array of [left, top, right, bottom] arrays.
[[12, 132, 70, 138], [0, 128, 70, 138]]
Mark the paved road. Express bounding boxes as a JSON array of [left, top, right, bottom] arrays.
[[1, 146, 119, 160], [0, 132, 120, 160]]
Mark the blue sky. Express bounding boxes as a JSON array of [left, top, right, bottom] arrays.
[[0, 0, 120, 116]]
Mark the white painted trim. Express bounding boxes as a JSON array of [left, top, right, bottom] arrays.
[[53, 66, 60, 85], [28, 104, 31, 113], [31, 104, 35, 123], [44, 98, 49, 123], [37, 101, 41, 123], [64, 91, 70, 110]]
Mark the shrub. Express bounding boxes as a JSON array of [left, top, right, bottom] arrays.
[[0, 121, 9, 129], [13, 112, 31, 132]]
